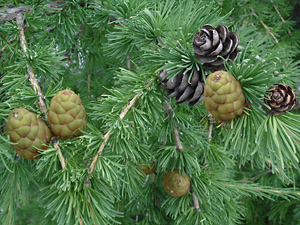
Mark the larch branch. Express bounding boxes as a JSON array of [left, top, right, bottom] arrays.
[[88, 93, 141, 175], [16, 13, 47, 116], [269, 0, 292, 36], [16, 13, 66, 171], [192, 191, 201, 212], [208, 115, 213, 142], [164, 101, 200, 210], [52, 138, 66, 170], [250, 8, 279, 44], [164, 101, 183, 152]]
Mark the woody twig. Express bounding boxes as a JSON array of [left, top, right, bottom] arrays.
[[88, 93, 141, 176], [16, 13, 65, 171], [164, 101, 183, 152], [164, 100, 200, 212], [250, 7, 279, 44], [16, 13, 47, 115]]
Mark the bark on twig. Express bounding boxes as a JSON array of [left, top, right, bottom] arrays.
[[164, 101, 200, 210], [52, 138, 66, 170], [0, 1, 63, 23], [16, 13, 66, 172], [88, 93, 141, 175], [0, 5, 31, 22], [88, 74, 91, 98], [192, 191, 201, 212], [269, 0, 292, 36], [208, 115, 214, 142], [164, 101, 183, 152], [16, 13, 47, 116], [250, 7, 279, 44]]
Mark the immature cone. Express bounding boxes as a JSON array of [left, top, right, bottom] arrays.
[[138, 162, 156, 175], [204, 71, 245, 121], [158, 69, 206, 107], [193, 24, 239, 68], [6, 108, 51, 159], [162, 169, 190, 197], [48, 89, 86, 140], [264, 84, 296, 115]]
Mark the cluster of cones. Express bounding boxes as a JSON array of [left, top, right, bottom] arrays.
[[159, 24, 297, 120], [6, 89, 86, 159]]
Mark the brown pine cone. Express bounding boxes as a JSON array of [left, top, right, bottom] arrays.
[[193, 24, 239, 68], [264, 84, 296, 115], [158, 68, 206, 107]]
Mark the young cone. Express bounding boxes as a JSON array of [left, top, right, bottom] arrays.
[[162, 169, 190, 197], [47, 89, 86, 140], [204, 71, 245, 121], [6, 108, 52, 159]]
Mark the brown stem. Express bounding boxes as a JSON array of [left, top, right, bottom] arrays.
[[88, 93, 141, 175], [0, 1, 65, 23], [151, 174, 156, 184], [52, 138, 66, 170], [269, 0, 292, 36], [74, 206, 83, 225], [8, 200, 11, 225], [191, 191, 201, 212], [16, 13, 47, 116], [126, 55, 130, 70], [173, 126, 183, 152], [0, 5, 31, 22], [250, 8, 279, 44], [208, 115, 213, 142], [16, 13, 66, 172], [88, 74, 91, 98], [164, 101, 183, 152]]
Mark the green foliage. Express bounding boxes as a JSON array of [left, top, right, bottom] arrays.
[[1, 0, 300, 224]]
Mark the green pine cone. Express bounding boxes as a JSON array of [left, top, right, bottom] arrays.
[[204, 71, 245, 121], [6, 108, 52, 159], [47, 89, 86, 140], [162, 169, 190, 197]]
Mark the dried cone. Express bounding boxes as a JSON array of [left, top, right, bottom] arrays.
[[264, 84, 296, 115], [48, 89, 86, 140], [158, 69, 206, 107], [6, 108, 51, 159], [193, 24, 239, 68], [204, 71, 245, 121], [162, 169, 190, 197]]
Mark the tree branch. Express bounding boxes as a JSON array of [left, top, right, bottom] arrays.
[[0, 5, 31, 22], [16, 13, 47, 116], [191, 191, 201, 212], [52, 138, 66, 170], [208, 115, 213, 142], [88, 93, 141, 175], [164, 101, 183, 152], [269, 0, 292, 36], [0, 1, 64, 23], [164, 101, 200, 210], [250, 7, 279, 44], [16, 13, 67, 172]]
